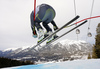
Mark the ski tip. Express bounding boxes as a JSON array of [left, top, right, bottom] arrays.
[[76, 15, 80, 18], [83, 20, 88, 23], [85, 20, 88, 22]]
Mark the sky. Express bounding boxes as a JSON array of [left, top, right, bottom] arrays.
[[0, 0, 100, 50]]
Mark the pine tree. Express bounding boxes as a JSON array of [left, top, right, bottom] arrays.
[[92, 45, 97, 58], [88, 53, 91, 59], [92, 23, 100, 58], [0, 57, 34, 68]]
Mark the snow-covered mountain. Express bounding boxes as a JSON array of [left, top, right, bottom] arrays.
[[0, 46, 33, 57], [0, 39, 93, 62]]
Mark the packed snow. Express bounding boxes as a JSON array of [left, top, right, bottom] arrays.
[[2, 59, 100, 69]]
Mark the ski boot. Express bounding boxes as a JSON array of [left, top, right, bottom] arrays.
[[54, 34, 58, 39], [37, 29, 44, 43], [44, 31, 49, 38], [44, 31, 58, 39], [46, 31, 54, 44], [53, 26, 58, 31], [53, 26, 59, 39]]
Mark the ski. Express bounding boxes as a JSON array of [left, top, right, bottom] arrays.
[[46, 20, 87, 45], [38, 16, 80, 44], [30, 15, 80, 50]]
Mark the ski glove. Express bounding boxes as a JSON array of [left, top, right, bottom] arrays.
[[33, 30, 38, 38]]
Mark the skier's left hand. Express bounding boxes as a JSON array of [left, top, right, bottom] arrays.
[[33, 34, 37, 38], [33, 30, 38, 38]]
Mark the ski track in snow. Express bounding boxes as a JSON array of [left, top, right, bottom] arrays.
[[2, 59, 100, 69]]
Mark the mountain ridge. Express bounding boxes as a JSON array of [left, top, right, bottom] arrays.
[[0, 39, 93, 62]]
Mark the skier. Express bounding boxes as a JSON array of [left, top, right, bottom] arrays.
[[30, 4, 59, 43]]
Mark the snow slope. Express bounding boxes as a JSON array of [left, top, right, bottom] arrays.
[[3, 59, 100, 69]]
